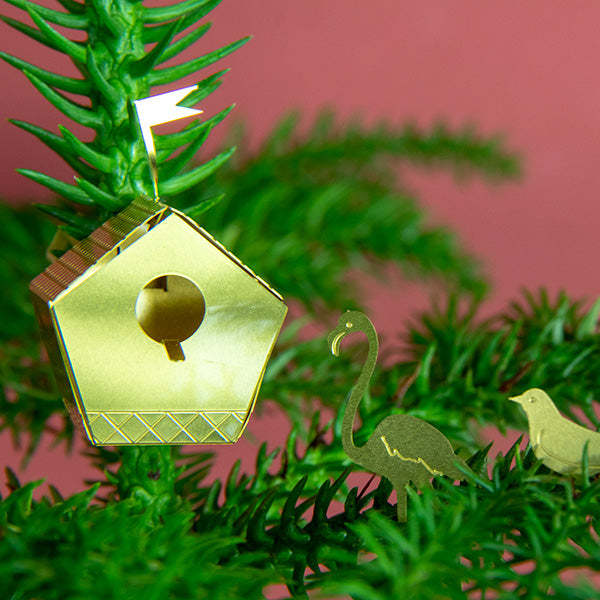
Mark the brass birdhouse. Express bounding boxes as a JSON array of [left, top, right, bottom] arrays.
[[30, 196, 287, 445]]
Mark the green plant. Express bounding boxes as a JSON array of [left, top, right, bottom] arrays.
[[1, 0, 246, 234], [4, 0, 597, 598]]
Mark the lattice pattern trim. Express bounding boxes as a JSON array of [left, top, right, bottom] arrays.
[[87, 410, 247, 445]]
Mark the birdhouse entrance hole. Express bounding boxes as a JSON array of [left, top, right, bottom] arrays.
[[135, 274, 205, 362]]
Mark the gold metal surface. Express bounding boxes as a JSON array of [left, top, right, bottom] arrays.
[[86, 410, 247, 445], [133, 85, 202, 199], [30, 196, 287, 445], [510, 388, 600, 476], [328, 310, 469, 522]]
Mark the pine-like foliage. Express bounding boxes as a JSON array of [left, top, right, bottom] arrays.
[[3, 0, 599, 598], [1, 0, 246, 234], [189, 111, 519, 308]]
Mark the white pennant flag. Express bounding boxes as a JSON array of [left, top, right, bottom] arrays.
[[133, 85, 203, 199]]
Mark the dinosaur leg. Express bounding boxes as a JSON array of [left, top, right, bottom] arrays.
[[393, 482, 408, 522]]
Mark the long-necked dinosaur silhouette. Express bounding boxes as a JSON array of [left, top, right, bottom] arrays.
[[328, 310, 469, 521]]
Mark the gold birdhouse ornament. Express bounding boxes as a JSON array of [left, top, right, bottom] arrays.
[[29, 87, 287, 446]]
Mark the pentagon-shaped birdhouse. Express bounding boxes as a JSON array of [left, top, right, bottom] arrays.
[[30, 197, 287, 445]]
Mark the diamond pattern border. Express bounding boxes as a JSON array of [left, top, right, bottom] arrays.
[[86, 411, 247, 445]]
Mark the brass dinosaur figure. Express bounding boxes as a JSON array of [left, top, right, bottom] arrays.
[[328, 311, 468, 521]]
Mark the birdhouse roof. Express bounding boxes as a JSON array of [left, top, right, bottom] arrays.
[[30, 196, 283, 304]]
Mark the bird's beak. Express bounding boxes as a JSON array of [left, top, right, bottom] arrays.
[[328, 328, 347, 356], [508, 394, 523, 404]]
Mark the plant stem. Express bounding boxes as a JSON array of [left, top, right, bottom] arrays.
[[116, 446, 180, 520], [86, 0, 153, 202]]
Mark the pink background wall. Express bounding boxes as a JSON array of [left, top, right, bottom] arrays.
[[2, 2, 600, 498]]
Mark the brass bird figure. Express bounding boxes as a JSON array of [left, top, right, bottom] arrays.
[[510, 388, 600, 476], [328, 311, 468, 522]]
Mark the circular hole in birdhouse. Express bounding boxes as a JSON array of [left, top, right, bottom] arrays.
[[135, 274, 205, 350]]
